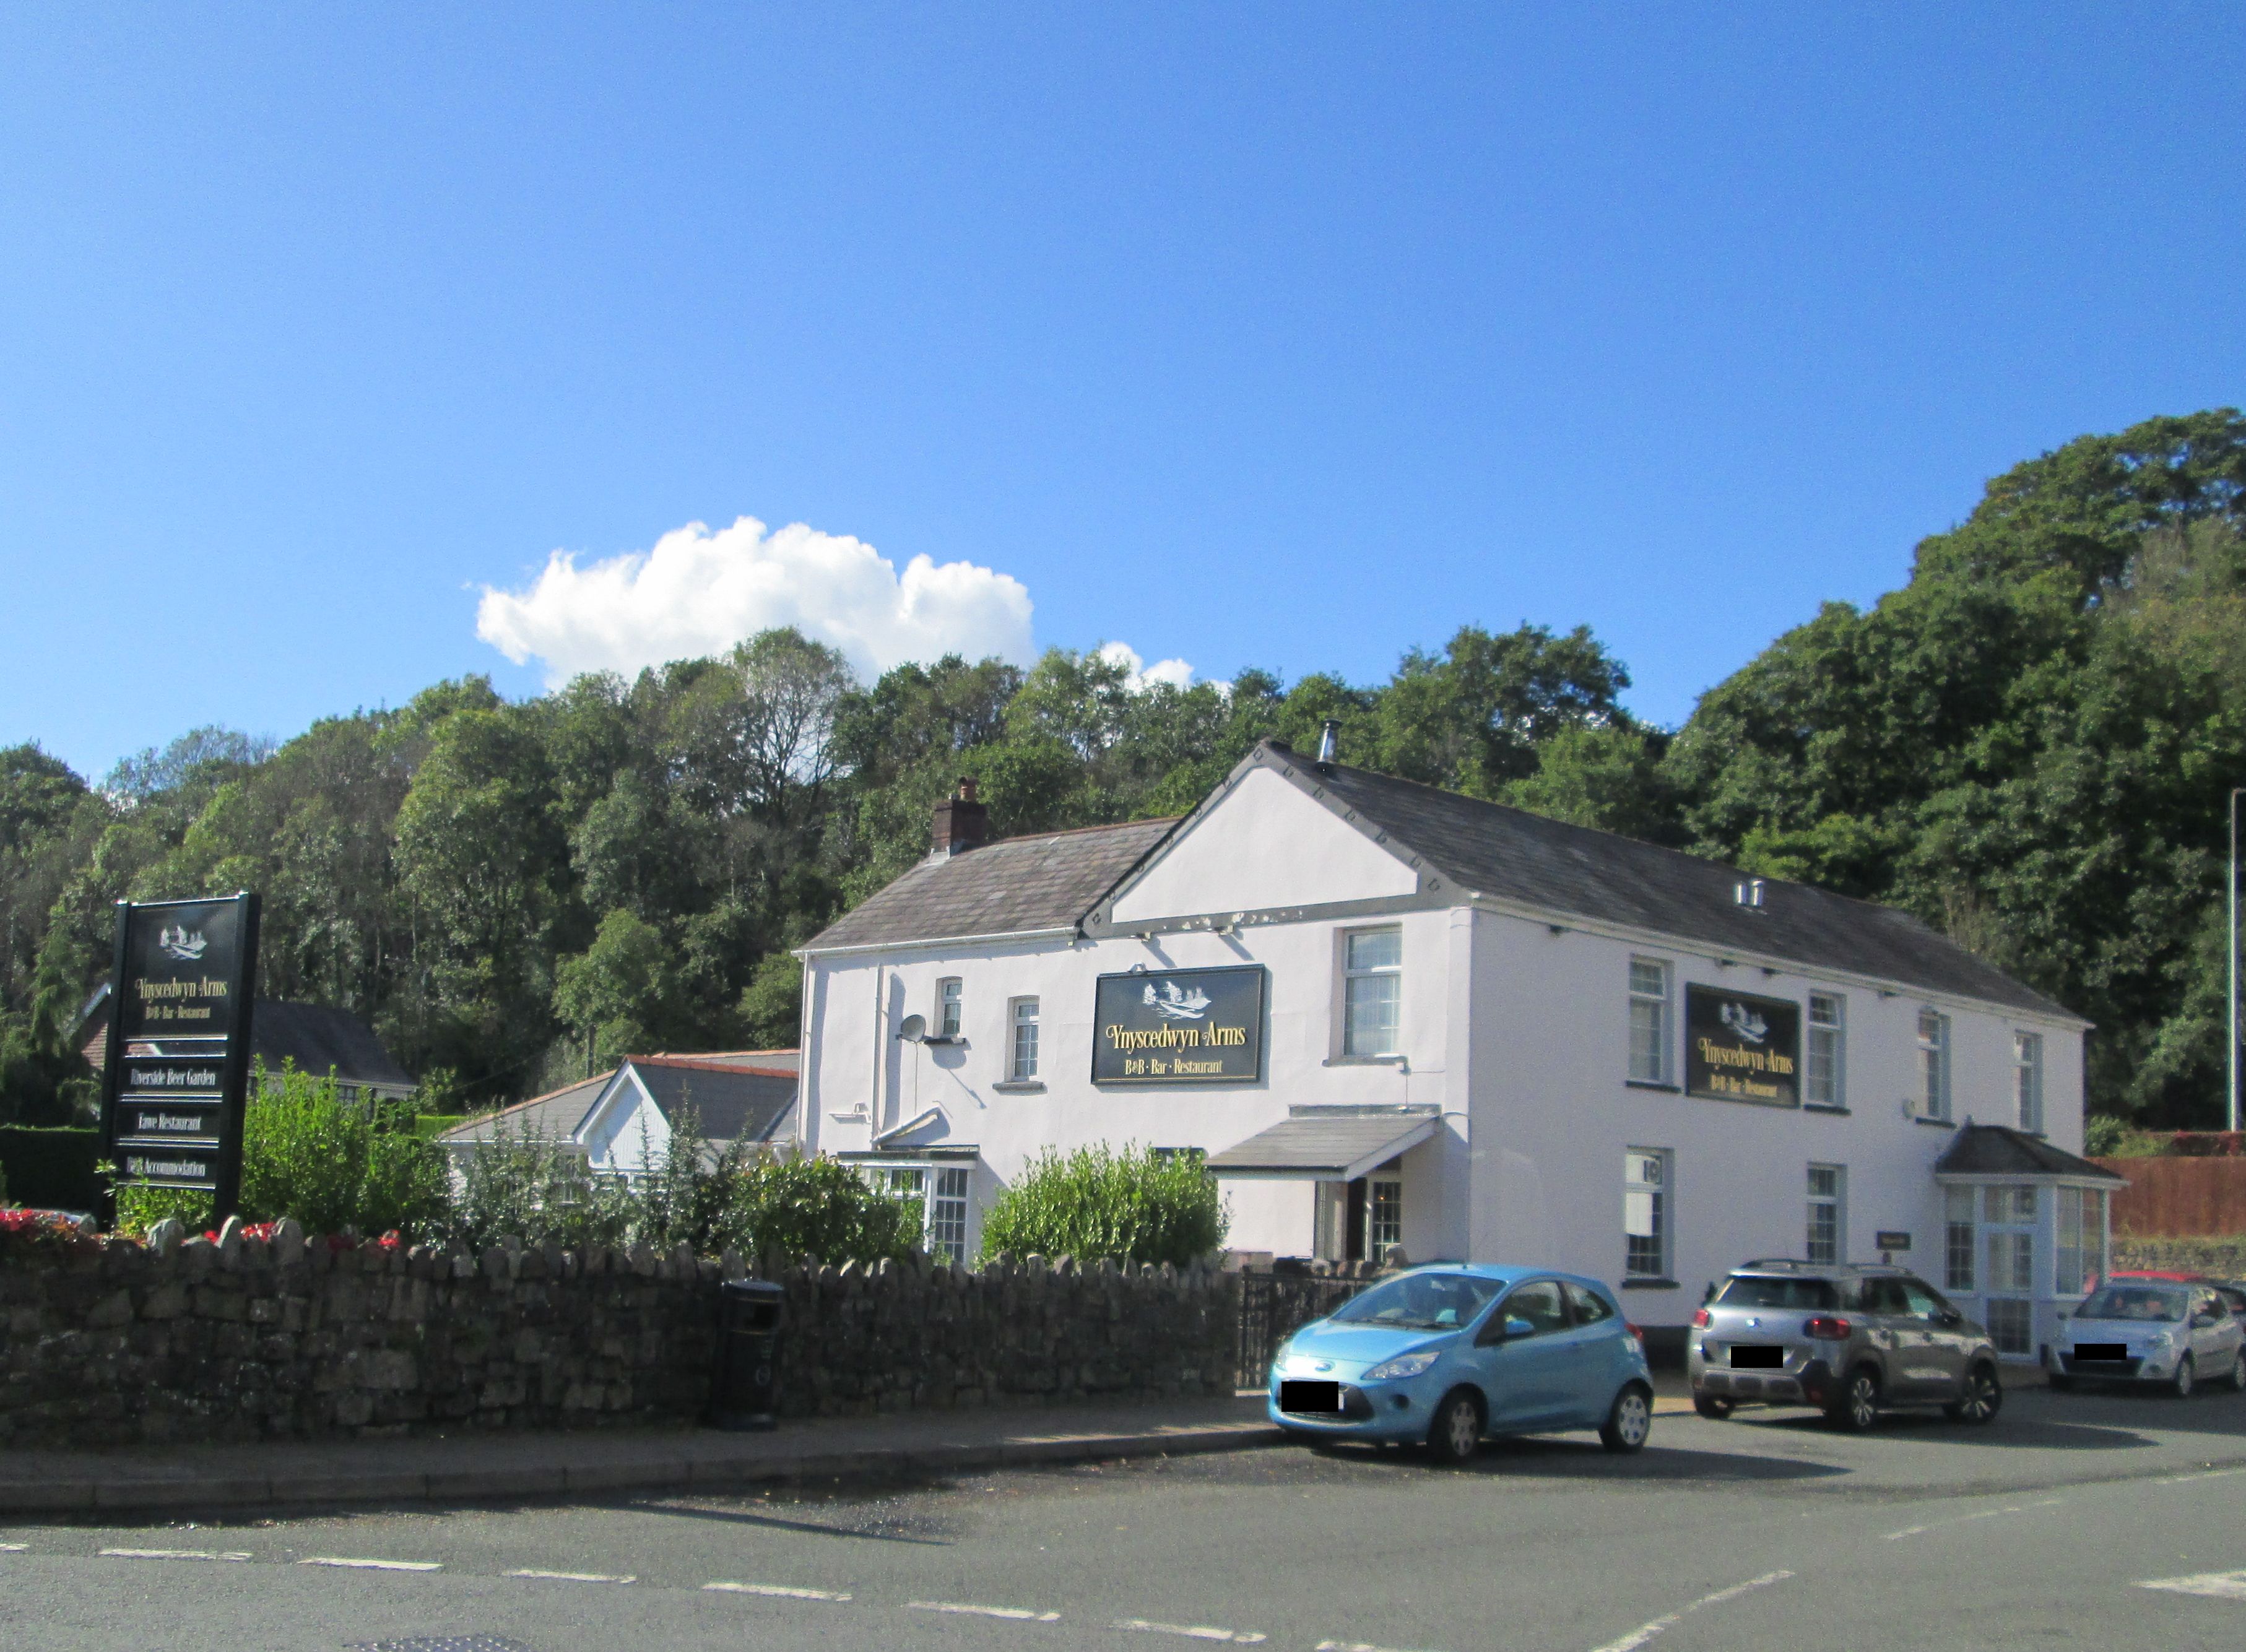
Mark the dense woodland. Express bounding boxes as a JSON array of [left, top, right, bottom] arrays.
[[2, 409, 2241, 1127]]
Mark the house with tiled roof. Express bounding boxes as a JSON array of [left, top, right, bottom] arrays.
[[436, 1051, 798, 1174], [798, 736, 2110, 1366]]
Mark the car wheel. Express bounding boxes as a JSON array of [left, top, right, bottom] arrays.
[[2047, 1373, 2075, 1393], [2172, 1356, 2195, 1399], [1944, 1363, 2003, 1424], [1425, 1388, 1484, 1467], [2227, 1351, 2246, 1393], [1826, 1365, 1881, 1432], [1601, 1384, 1653, 1453], [1693, 1394, 1734, 1421]]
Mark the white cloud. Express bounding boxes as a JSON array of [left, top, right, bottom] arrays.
[[475, 516, 1036, 686], [1098, 640, 1200, 693]]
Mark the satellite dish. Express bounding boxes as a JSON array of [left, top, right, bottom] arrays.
[[897, 1013, 927, 1043]]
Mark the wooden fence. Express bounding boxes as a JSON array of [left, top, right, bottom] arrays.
[[2092, 1156, 2246, 1237]]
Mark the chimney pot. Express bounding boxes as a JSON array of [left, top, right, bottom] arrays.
[[1317, 719, 1340, 764]]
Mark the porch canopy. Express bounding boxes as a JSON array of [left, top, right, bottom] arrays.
[[1208, 1105, 1439, 1182], [1933, 1123, 2125, 1189]]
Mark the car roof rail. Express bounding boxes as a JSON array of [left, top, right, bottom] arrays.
[[1737, 1258, 1813, 1271]]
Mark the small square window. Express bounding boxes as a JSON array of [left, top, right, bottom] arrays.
[[937, 978, 963, 1039]]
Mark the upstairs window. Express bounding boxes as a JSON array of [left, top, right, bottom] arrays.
[[1010, 997, 1040, 1081], [937, 978, 963, 1039], [1806, 993, 1846, 1107], [1628, 959, 1670, 1083], [1918, 1010, 1951, 1122], [1342, 928, 1402, 1057], [2014, 1031, 2044, 1134]]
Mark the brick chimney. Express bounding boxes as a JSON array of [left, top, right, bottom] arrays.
[[932, 776, 989, 857]]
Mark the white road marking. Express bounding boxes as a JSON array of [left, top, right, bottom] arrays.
[[909, 1599, 1063, 1622], [1, 1543, 27, 1552], [100, 1547, 251, 1562], [1882, 1498, 2061, 1541], [507, 1568, 635, 1583], [2156, 1467, 2246, 1486], [1113, 1619, 1267, 1644], [2138, 1570, 2246, 1601], [297, 1556, 444, 1572], [703, 1581, 853, 1602], [1317, 1641, 1446, 1652], [1586, 1569, 1793, 1652]]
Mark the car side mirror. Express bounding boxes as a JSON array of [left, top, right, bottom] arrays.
[[1499, 1317, 1536, 1341]]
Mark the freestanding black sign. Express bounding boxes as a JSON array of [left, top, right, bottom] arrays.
[[1091, 964, 1267, 1085], [1683, 984, 1801, 1107], [99, 893, 260, 1221]]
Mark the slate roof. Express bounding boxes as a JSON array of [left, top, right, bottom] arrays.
[[1207, 1106, 1441, 1178], [439, 1073, 614, 1146], [627, 1055, 799, 1146], [1934, 1123, 2125, 1183], [804, 817, 1181, 952], [1303, 753, 2078, 1020]]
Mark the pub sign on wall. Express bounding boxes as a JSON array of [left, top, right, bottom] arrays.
[[1091, 964, 1267, 1085], [1683, 984, 1802, 1107], [99, 892, 261, 1219]]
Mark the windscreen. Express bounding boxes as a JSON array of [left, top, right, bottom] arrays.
[[2075, 1284, 2188, 1323], [1328, 1273, 1504, 1331], [1715, 1275, 1840, 1311]]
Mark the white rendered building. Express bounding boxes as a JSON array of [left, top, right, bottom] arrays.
[[796, 742, 2117, 1363]]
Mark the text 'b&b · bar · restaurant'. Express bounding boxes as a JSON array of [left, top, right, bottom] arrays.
[[794, 733, 2120, 1366]]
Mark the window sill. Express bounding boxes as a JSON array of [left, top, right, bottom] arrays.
[[1621, 1277, 1680, 1291], [1802, 1104, 1851, 1115], [1914, 1114, 1958, 1129], [1624, 1079, 1681, 1093], [991, 1080, 1046, 1094], [1323, 1055, 1405, 1067]]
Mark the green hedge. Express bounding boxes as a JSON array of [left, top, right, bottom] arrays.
[[0, 1126, 103, 1211]]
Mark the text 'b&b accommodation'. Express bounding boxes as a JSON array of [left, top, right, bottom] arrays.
[[796, 738, 2116, 1363]]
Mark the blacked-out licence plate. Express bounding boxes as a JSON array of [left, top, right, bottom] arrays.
[[1279, 1379, 1342, 1414], [1730, 1345, 1784, 1369], [2073, 1344, 2128, 1361]]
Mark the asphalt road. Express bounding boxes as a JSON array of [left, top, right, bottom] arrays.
[[8, 1382, 2246, 1652]]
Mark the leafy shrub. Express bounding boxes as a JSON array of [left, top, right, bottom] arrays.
[[978, 1143, 1226, 1268], [716, 1151, 921, 1262], [2084, 1115, 2162, 1157], [439, 1115, 630, 1253], [234, 1063, 451, 1237], [114, 1184, 214, 1237]]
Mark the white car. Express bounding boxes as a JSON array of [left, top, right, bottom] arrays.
[[2051, 1282, 2246, 1396]]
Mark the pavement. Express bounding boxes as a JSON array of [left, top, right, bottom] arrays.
[[0, 1367, 2041, 1521]]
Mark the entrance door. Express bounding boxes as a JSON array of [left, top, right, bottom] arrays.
[[1982, 1187, 2037, 1358]]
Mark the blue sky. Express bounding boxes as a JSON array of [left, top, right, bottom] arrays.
[[5, 4, 2242, 780]]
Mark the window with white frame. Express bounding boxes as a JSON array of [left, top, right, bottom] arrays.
[[1944, 1185, 1975, 1291], [1624, 1148, 1670, 1278], [1984, 1185, 2036, 1294], [2014, 1031, 2044, 1134], [1366, 1177, 1403, 1265], [1806, 993, 1845, 1107], [1807, 1164, 1845, 1264], [862, 1162, 974, 1265], [1342, 927, 1402, 1058], [1009, 997, 1040, 1080], [1628, 959, 1670, 1083], [1918, 1010, 1951, 1121], [2055, 1185, 2107, 1295], [937, 978, 963, 1039]]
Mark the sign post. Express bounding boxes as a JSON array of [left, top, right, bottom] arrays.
[[98, 893, 260, 1227]]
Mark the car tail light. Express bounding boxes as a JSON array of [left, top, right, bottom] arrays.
[[1805, 1315, 1852, 1340], [1691, 1307, 1711, 1328], [1626, 1321, 1644, 1341]]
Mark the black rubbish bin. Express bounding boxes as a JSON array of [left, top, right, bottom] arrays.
[[708, 1278, 786, 1430]]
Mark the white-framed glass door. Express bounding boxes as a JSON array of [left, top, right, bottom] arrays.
[[1981, 1186, 2037, 1357]]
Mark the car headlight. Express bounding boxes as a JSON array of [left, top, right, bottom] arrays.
[[1363, 1351, 1441, 1382]]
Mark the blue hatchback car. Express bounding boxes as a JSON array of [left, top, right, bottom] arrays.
[[1267, 1265, 1654, 1464]]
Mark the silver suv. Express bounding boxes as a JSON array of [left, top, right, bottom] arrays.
[[1689, 1260, 2003, 1432]]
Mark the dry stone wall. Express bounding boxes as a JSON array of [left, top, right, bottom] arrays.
[[0, 1222, 1239, 1450]]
